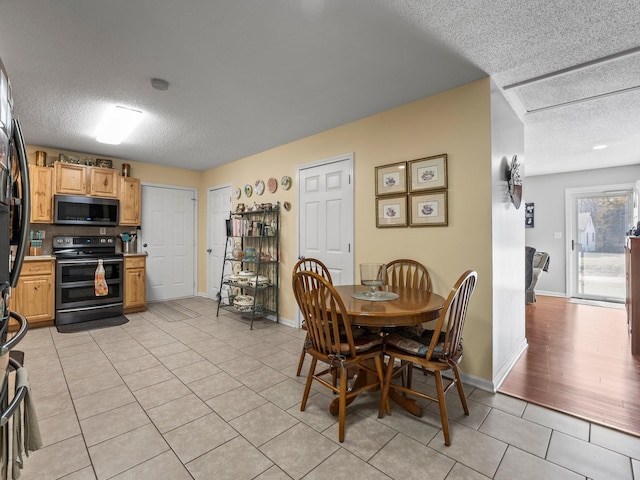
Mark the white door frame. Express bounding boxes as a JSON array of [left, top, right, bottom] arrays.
[[206, 183, 232, 300], [564, 182, 633, 298], [140, 182, 198, 301]]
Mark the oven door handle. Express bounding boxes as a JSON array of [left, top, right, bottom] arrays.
[[57, 258, 123, 265], [0, 311, 29, 356]]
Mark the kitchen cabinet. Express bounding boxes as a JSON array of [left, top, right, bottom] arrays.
[[29, 164, 54, 223], [89, 167, 119, 197], [54, 162, 87, 195], [10, 258, 55, 328], [625, 236, 640, 354], [217, 204, 279, 329], [119, 176, 141, 226], [124, 255, 146, 313]]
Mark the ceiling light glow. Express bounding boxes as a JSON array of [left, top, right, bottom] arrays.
[[592, 144, 608, 150], [96, 106, 142, 145]]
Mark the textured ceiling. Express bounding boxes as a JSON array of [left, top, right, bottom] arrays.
[[0, 0, 639, 176]]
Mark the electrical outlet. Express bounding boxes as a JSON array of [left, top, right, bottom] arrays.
[[38, 230, 45, 239], [100, 227, 106, 235]]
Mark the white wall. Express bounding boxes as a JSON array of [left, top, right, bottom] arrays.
[[524, 164, 640, 295], [490, 81, 527, 388]]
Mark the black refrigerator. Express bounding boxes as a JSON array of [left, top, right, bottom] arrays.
[[0, 54, 40, 478]]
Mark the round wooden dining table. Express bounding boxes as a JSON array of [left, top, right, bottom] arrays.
[[328, 284, 446, 417], [333, 285, 445, 328]]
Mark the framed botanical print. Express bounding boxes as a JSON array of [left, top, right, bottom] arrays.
[[375, 162, 407, 196], [376, 195, 407, 227], [409, 154, 447, 192], [409, 191, 448, 226]]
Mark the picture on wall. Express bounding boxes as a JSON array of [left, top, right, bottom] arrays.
[[376, 195, 407, 227], [409, 191, 448, 226], [375, 162, 407, 196], [525, 202, 534, 228], [409, 154, 447, 192]]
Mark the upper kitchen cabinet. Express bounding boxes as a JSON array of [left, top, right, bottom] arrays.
[[29, 164, 53, 223], [89, 167, 119, 198], [119, 176, 141, 226], [54, 162, 87, 195], [54, 162, 120, 198]]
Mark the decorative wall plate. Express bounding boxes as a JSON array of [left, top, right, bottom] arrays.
[[507, 155, 522, 209], [281, 176, 292, 190], [244, 184, 253, 197], [234, 187, 241, 199], [255, 179, 265, 196], [283, 201, 291, 211], [267, 177, 278, 193]]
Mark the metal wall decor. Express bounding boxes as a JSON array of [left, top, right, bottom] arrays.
[[507, 155, 522, 209]]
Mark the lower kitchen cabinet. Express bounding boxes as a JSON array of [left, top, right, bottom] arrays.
[[124, 255, 146, 313], [11, 258, 55, 328]]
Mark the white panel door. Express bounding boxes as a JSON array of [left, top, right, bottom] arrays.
[[141, 185, 196, 301], [298, 154, 354, 286], [206, 185, 232, 300]]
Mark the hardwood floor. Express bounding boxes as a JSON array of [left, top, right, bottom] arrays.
[[498, 295, 640, 438]]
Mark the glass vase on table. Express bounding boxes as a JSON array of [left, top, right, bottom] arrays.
[[360, 263, 387, 298]]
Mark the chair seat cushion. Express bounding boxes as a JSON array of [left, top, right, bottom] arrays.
[[337, 331, 383, 354], [384, 329, 447, 358]]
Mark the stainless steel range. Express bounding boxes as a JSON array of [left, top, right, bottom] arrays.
[[53, 235, 124, 326]]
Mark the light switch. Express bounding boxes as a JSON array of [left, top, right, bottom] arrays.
[[554, 232, 562, 239]]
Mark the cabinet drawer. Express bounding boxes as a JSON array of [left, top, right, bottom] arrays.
[[20, 260, 54, 276], [125, 256, 146, 269]]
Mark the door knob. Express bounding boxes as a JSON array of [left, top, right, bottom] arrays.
[[143, 243, 148, 248], [207, 249, 212, 253]]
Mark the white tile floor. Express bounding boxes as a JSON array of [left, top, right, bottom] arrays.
[[14, 297, 640, 480]]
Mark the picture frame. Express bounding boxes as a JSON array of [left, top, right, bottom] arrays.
[[375, 161, 407, 196], [409, 154, 447, 192], [409, 191, 448, 226], [376, 195, 407, 228], [525, 202, 534, 228]]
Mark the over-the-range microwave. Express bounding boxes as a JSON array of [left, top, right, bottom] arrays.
[[54, 194, 119, 226]]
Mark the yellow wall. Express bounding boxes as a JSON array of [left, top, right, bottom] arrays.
[[200, 78, 494, 380]]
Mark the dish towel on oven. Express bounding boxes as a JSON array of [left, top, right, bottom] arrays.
[[94, 259, 108, 296], [11, 367, 42, 479]]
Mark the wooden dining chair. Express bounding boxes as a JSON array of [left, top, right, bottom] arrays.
[[385, 259, 432, 293], [293, 258, 333, 376], [379, 270, 477, 446], [292, 270, 386, 442]]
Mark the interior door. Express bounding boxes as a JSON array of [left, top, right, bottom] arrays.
[[141, 184, 197, 301], [206, 185, 232, 300], [567, 184, 633, 302], [297, 154, 354, 286]]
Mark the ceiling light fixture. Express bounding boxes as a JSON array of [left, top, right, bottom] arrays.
[[592, 144, 608, 150], [96, 106, 142, 145], [151, 78, 170, 91]]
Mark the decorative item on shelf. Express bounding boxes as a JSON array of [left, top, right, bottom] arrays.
[[281, 176, 292, 190], [233, 295, 255, 312], [96, 158, 113, 168], [244, 247, 257, 260], [83, 157, 96, 166], [35, 150, 47, 166], [121, 163, 131, 177], [236, 203, 245, 212], [232, 243, 243, 260], [507, 154, 522, 209], [255, 179, 265, 196], [267, 177, 278, 193], [59, 153, 81, 164], [259, 202, 272, 210]]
